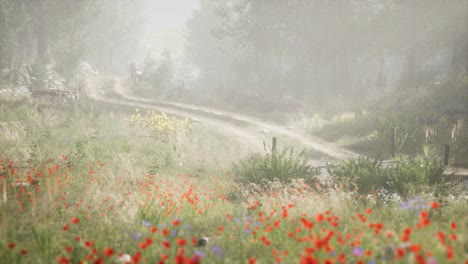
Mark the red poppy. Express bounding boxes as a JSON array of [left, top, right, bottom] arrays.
[[420, 217, 430, 227], [315, 213, 324, 222], [447, 246, 454, 260], [300, 218, 314, 229], [437, 232, 446, 245], [85, 241, 94, 248], [176, 238, 187, 247], [146, 237, 153, 245], [190, 255, 201, 264], [175, 255, 187, 264], [132, 252, 142, 264], [409, 244, 421, 253], [451, 222, 457, 230], [139, 242, 149, 250], [300, 255, 319, 264], [56, 257, 71, 264], [71, 217, 80, 224], [162, 240, 171, 248], [396, 248, 406, 258], [274, 220, 281, 228], [103, 247, 114, 257]]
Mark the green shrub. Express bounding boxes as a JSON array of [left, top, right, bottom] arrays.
[[384, 156, 445, 198], [328, 153, 445, 200], [232, 145, 320, 186], [327, 156, 384, 196]]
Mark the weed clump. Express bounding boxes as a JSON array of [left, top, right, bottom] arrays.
[[328, 154, 445, 201], [232, 145, 320, 186]]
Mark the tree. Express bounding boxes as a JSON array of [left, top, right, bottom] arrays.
[[185, 0, 233, 95], [186, 0, 468, 108], [0, 0, 144, 77]]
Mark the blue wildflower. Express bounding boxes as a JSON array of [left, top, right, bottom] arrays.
[[353, 247, 364, 257], [211, 245, 224, 259], [195, 250, 206, 257], [132, 232, 142, 240]]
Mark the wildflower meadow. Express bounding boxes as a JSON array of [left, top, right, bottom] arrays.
[[0, 99, 467, 264]]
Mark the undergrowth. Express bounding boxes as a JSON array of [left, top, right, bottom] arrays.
[[232, 144, 320, 186]]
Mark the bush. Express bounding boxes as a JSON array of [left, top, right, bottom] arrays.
[[328, 153, 445, 200], [383, 155, 445, 198], [327, 156, 384, 196], [137, 51, 175, 97], [232, 145, 320, 186]]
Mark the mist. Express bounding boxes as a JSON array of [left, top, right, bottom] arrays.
[[1, 1, 468, 263], [1, 1, 466, 106]]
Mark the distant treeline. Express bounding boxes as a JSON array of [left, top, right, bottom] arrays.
[[0, 0, 143, 76], [185, 0, 468, 105]]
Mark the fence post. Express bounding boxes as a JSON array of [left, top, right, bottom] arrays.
[[130, 62, 137, 89], [444, 144, 450, 166], [391, 127, 397, 158], [272, 137, 277, 154]]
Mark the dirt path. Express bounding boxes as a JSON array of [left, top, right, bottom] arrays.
[[88, 76, 361, 166], [87, 76, 264, 154]]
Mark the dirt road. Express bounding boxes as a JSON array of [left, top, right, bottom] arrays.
[[87, 77, 265, 153], [88, 76, 360, 167]]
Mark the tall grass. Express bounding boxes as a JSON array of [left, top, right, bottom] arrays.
[[232, 144, 320, 186], [328, 154, 445, 201], [1, 97, 467, 263]]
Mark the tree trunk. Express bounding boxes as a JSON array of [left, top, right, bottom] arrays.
[[36, 13, 51, 64], [459, 0, 468, 74], [294, 45, 305, 98], [451, 1, 468, 77], [405, 48, 419, 89], [337, 52, 350, 95], [376, 50, 386, 90]]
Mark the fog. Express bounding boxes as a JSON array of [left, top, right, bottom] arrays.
[[0, 0, 467, 112], [1, 3, 468, 260]]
